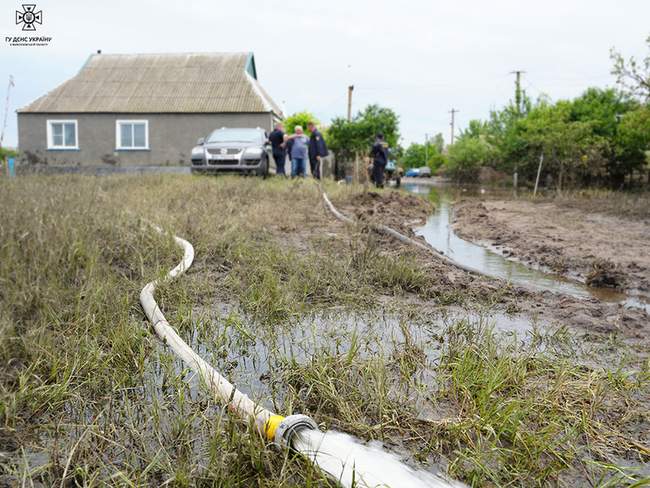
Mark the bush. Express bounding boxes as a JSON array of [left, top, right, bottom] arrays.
[[283, 111, 319, 135], [0, 147, 18, 160], [446, 137, 496, 182], [327, 104, 400, 160], [401, 140, 447, 172]]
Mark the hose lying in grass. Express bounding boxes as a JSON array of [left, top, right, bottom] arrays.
[[139, 225, 465, 487], [319, 188, 480, 276], [139, 226, 276, 434], [139, 227, 320, 445]]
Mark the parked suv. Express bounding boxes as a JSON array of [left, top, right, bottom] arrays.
[[191, 127, 273, 176]]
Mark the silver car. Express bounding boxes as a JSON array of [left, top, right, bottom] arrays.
[[191, 127, 274, 177]]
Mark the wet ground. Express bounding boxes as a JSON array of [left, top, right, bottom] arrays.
[[3, 174, 648, 487], [405, 182, 650, 315], [447, 187, 650, 305]]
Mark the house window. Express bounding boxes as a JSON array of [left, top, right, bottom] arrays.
[[116, 120, 149, 150], [47, 120, 78, 149]]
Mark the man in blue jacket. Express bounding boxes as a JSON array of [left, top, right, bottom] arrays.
[[307, 122, 328, 179]]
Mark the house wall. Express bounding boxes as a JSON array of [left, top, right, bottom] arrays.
[[17, 112, 274, 166]]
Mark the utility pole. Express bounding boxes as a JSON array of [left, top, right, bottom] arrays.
[[0, 75, 14, 150], [347, 85, 354, 122], [1, 75, 15, 176], [449, 108, 459, 145], [510, 70, 525, 194], [510, 70, 526, 115], [424, 133, 429, 165]]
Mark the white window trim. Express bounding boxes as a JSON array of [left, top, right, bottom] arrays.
[[46, 119, 79, 150], [115, 120, 149, 150]]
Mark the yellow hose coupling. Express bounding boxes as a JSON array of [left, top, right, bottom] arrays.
[[264, 415, 285, 441]]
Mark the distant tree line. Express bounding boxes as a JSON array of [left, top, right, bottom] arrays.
[[442, 36, 650, 189]]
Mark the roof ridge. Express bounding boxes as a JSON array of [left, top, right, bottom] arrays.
[[89, 51, 252, 57], [18, 51, 281, 116]]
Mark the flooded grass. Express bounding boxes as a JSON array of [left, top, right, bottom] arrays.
[[1, 175, 648, 486]]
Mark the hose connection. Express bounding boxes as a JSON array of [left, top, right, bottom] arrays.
[[266, 414, 318, 448]]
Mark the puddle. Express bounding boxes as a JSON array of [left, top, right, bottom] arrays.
[[177, 304, 554, 407], [404, 182, 650, 313]]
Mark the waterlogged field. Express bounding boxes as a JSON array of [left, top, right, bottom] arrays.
[[1, 175, 648, 487]]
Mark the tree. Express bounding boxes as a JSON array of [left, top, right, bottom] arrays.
[[460, 119, 489, 140], [568, 88, 640, 186], [570, 88, 636, 135], [327, 104, 400, 160], [610, 35, 650, 102], [614, 106, 650, 185], [449, 87, 646, 188], [401, 138, 447, 171], [446, 137, 496, 182], [519, 101, 605, 189], [284, 111, 319, 135], [0, 147, 18, 160], [430, 133, 445, 153]]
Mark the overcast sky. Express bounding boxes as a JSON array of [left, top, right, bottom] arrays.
[[1, 0, 649, 148]]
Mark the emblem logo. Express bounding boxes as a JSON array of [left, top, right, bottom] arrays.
[[220, 148, 227, 155], [15, 4, 42, 31]]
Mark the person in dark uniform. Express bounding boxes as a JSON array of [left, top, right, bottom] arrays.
[[370, 133, 388, 188], [307, 122, 328, 180], [268, 123, 286, 175]]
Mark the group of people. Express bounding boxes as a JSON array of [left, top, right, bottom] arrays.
[[268, 122, 389, 188], [268, 122, 329, 179]]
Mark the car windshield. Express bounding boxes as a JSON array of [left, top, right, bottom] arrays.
[[207, 129, 261, 143]]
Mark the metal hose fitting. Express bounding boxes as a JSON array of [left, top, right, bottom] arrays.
[[272, 414, 319, 448]]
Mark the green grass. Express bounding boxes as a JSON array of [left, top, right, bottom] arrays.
[[1, 174, 648, 487], [528, 188, 650, 220]]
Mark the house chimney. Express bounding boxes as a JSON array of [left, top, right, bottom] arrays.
[[97, 49, 102, 54]]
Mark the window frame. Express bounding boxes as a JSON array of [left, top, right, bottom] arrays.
[[46, 119, 79, 150], [115, 119, 149, 151]]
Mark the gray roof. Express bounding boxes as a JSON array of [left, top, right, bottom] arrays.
[[19, 52, 283, 116]]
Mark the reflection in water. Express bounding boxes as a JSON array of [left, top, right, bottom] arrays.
[[405, 182, 649, 311]]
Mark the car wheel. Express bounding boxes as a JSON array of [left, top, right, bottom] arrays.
[[258, 157, 269, 179]]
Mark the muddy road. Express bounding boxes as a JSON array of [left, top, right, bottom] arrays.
[[454, 198, 650, 294], [347, 186, 650, 340]]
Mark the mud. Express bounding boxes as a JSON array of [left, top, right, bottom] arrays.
[[453, 199, 650, 294], [341, 189, 650, 340], [343, 190, 434, 234]]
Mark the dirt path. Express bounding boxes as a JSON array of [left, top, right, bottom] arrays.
[[453, 199, 650, 293], [334, 191, 650, 340]]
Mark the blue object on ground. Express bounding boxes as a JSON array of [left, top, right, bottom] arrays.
[[405, 168, 419, 177]]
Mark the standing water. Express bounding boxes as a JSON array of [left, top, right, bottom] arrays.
[[405, 182, 650, 312], [292, 429, 466, 488]]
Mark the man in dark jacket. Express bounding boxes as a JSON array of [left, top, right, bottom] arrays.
[[370, 133, 388, 188], [268, 123, 286, 175], [307, 122, 328, 179]]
